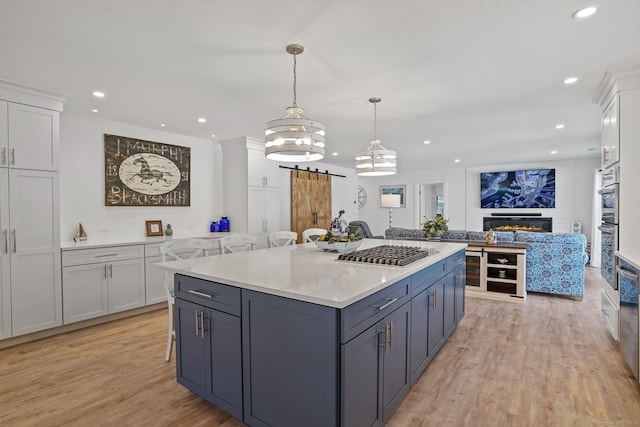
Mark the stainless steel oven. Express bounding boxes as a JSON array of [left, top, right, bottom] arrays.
[[599, 166, 619, 291]]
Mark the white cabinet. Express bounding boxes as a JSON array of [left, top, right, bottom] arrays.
[[2, 169, 62, 336], [61, 245, 145, 324], [222, 137, 280, 249], [601, 93, 620, 169], [0, 101, 59, 171]]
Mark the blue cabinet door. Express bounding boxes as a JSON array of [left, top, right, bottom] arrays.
[[206, 308, 242, 420], [444, 271, 457, 338], [428, 278, 445, 356], [410, 287, 430, 384], [342, 319, 384, 427], [175, 298, 207, 399], [382, 302, 411, 420], [455, 265, 466, 323]]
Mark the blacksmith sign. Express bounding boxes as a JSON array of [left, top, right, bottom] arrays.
[[104, 134, 190, 206]]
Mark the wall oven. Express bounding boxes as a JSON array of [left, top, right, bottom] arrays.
[[598, 166, 619, 291]]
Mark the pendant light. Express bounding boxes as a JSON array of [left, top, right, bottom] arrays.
[[265, 44, 325, 162], [355, 97, 397, 176]]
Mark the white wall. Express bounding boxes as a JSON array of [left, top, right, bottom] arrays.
[[356, 157, 600, 241], [278, 161, 358, 231], [60, 113, 222, 241]]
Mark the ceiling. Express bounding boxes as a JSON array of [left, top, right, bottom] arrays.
[[1, 0, 639, 172]]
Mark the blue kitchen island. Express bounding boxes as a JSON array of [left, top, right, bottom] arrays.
[[158, 239, 467, 427]]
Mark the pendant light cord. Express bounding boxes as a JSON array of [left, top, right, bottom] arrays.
[[373, 101, 377, 141], [292, 53, 298, 108]]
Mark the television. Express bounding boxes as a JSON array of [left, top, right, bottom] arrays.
[[480, 168, 555, 208]]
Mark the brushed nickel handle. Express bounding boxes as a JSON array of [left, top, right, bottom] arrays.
[[617, 266, 639, 282], [200, 312, 205, 338], [189, 289, 213, 299], [103, 264, 107, 279], [1, 148, 5, 165], [94, 253, 119, 258], [388, 321, 393, 353], [195, 310, 200, 336], [375, 297, 398, 311], [2, 230, 6, 254], [11, 229, 16, 253], [433, 289, 438, 310], [109, 264, 113, 278], [378, 327, 387, 351], [9, 148, 15, 166]]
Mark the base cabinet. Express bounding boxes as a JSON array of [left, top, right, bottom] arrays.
[[174, 249, 466, 427], [342, 302, 411, 427]]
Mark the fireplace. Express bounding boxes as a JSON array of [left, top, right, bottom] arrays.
[[483, 216, 552, 232]]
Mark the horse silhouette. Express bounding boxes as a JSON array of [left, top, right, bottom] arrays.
[[129, 156, 172, 186]]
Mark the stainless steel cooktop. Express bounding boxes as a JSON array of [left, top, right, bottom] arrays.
[[337, 245, 439, 266]]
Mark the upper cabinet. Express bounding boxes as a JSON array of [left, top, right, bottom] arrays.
[[5, 103, 59, 171], [601, 93, 620, 169]]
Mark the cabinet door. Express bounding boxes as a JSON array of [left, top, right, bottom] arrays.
[[263, 187, 279, 234], [175, 298, 207, 399], [9, 169, 61, 336], [342, 320, 384, 427], [410, 288, 431, 383], [7, 103, 59, 171], [382, 303, 411, 420], [443, 272, 457, 338], [62, 264, 108, 323], [0, 169, 9, 339], [107, 258, 145, 313], [247, 148, 279, 188], [0, 101, 7, 167], [455, 265, 466, 323], [428, 278, 445, 356], [206, 308, 243, 419], [145, 255, 167, 305]]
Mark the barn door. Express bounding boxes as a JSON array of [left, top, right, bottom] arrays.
[[291, 171, 332, 243]]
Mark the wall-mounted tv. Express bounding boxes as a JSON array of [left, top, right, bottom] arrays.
[[480, 169, 555, 208]]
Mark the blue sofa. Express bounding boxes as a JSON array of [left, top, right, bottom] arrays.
[[385, 227, 589, 299]]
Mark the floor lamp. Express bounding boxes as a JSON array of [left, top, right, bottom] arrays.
[[381, 194, 402, 229]]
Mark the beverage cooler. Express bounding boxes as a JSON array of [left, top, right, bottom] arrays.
[[617, 255, 639, 381]]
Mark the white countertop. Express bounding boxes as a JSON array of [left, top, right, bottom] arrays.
[[157, 239, 467, 309], [61, 232, 230, 250], [616, 251, 640, 271]]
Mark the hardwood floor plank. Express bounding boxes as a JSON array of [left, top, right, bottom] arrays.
[[0, 266, 638, 426]]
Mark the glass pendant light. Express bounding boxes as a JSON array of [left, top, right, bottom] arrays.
[[355, 97, 397, 176], [265, 44, 325, 162]]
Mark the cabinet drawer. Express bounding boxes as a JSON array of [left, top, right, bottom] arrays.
[[62, 245, 145, 266], [601, 291, 619, 340], [175, 274, 240, 316], [411, 260, 446, 296], [446, 250, 466, 274], [341, 278, 410, 343]]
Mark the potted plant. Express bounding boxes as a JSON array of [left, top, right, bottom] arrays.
[[423, 214, 449, 240]]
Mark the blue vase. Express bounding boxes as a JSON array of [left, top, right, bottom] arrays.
[[219, 216, 230, 232], [210, 221, 219, 232]]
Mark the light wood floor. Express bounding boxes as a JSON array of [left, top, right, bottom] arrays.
[[1, 267, 639, 426]]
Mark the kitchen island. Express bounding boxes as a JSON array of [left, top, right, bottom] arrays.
[[158, 239, 467, 427]]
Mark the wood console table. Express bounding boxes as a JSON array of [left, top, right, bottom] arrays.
[[464, 241, 527, 303]]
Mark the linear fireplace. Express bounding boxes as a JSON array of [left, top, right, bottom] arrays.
[[483, 216, 552, 232]]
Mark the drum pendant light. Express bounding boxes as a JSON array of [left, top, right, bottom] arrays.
[[265, 44, 325, 162], [355, 97, 397, 176]]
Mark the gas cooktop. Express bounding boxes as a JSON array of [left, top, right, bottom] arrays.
[[337, 245, 439, 266]]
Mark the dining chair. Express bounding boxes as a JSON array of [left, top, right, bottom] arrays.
[[267, 231, 298, 248], [158, 238, 212, 362], [302, 228, 327, 243], [218, 233, 258, 254]]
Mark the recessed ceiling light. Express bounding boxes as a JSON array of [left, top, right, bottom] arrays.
[[555, 124, 565, 129], [332, 152, 338, 156], [423, 140, 431, 145], [93, 91, 105, 98], [564, 77, 578, 85], [454, 159, 460, 163], [572, 6, 597, 19], [197, 117, 207, 123], [210, 134, 216, 138], [91, 109, 98, 113], [551, 150, 558, 154], [160, 124, 166, 127]]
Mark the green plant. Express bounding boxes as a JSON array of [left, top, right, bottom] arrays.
[[423, 214, 449, 238]]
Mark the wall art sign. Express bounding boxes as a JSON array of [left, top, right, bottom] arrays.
[[105, 134, 190, 206]]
